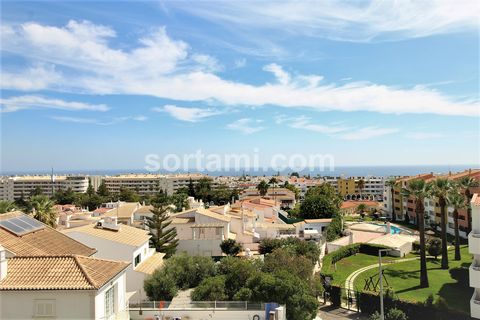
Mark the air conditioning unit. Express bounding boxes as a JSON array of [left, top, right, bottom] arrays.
[[95, 217, 120, 231]]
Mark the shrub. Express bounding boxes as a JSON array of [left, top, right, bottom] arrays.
[[412, 241, 420, 252], [191, 276, 228, 301], [144, 270, 178, 301], [369, 308, 408, 320], [427, 238, 442, 260], [220, 239, 242, 256], [325, 214, 343, 242], [161, 254, 217, 289]]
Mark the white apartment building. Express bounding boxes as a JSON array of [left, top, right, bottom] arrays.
[[470, 193, 480, 319], [63, 217, 164, 300], [102, 173, 207, 196], [0, 175, 89, 200]]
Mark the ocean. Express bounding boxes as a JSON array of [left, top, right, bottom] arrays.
[[1, 164, 477, 178]]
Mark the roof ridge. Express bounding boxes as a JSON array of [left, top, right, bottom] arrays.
[[73, 255, 98, 289]]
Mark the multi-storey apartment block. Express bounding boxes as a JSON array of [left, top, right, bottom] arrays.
[[0, 175, 89, 201], [469, 193, 480, 319], [322, 175, 385, 200], [384, 169, 480, 239], [102, 173, 207, 196]]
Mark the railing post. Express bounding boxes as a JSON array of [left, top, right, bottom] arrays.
[[214, 300, 217, 309], [245, 301, 247, 310]]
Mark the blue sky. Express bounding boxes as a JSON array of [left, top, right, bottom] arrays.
[[1, 1, 479, 172]]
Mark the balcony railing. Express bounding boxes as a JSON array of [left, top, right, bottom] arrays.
[[471, 292, 480, 319]]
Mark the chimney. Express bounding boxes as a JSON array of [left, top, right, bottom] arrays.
[[0, 245, 7, 281]]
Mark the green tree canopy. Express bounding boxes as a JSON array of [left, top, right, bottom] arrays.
[[299, 184, 342, 219], [146, 204, 178, 258]]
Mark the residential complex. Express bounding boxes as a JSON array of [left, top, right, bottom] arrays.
[[384, 169, 480, 238], [322, 175, 385, 200], [469, 193, 480, 319], [0, 175, 89, 200], [102, 173, 212, 195]]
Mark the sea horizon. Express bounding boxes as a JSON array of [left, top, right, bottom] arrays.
[[1, 164, 477, 178]]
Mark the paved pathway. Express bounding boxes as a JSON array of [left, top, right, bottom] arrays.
[[168, 289, 193, 309]]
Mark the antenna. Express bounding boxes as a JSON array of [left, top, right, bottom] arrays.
[[51, 167, 55, 196]]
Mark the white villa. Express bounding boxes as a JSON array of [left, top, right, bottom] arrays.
[[63, 216, 164, 300]]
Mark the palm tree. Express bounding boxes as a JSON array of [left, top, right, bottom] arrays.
[[385, 178, 397, 222], [427, 178, 451, 270], [402, 179, 429, 288], [257, 180, 269, 197], [459, 176, 479, 233], [447, 186, 466, 261], [0, 200, 17, 214], [269, 177, 278, 201], [357, 179, 365, 197], [29, 195, 57, 227]]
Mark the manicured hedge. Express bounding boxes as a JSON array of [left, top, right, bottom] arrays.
[[321, 244, 360, 278], [321, 243, 391, 279], [358, 243, 391, 256]]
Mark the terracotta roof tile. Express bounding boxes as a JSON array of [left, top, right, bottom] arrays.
[[0, 212, 96, 257], [0, 255, 129, 290]]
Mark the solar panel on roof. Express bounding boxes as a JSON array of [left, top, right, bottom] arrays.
[[0, 215, 44, 236], [0, 220, 25, 235], [17, 215, 44, 228]]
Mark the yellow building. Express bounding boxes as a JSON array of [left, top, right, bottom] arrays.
[[337, 178, 356, 196]]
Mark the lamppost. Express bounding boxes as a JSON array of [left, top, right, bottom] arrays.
[[378, 248, 391, 320]]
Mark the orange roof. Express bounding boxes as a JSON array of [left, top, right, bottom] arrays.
[[0, 255, 129, 290], [0, 212, 96, 257], [341, 200, 379, 209]]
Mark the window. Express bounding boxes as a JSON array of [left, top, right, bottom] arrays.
[[105, 286, 115, 318], [134, 254, 141, 267], [34, 300, 56, 317]]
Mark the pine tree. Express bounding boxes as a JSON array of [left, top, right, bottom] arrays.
[[146, 204, 178, 258], [97, 181, 110, 198]]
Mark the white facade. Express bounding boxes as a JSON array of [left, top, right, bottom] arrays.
[[102, 174, 207, 196], [0, 175, 89, 200], [64, 228, 157, 300], [469, 194, 480, 319], [0, 272, 128, 320]]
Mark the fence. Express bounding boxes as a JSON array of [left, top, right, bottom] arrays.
[[322, 285, 471, 320], [130, 300, 266, 311]]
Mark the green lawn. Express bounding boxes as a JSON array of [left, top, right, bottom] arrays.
[[354, 245, 472, 314], [328, 253, 414, 286]]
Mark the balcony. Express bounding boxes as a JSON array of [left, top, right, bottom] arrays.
[[471, 291, 480, 319], [470, 261, 480, 288], [469, 232, 480, 255]]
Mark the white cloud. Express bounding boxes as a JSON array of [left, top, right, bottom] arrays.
[[405, 132, 445, 140], [226, 118, 265, 134], [1, 64, 62, 91], [51, 115, 147, 125], [276, 114, 398, 140], [339, 127, 399, 140], [0, 95, 109, 113], [1, 20, 478, 118], [154, 104, 223, 122], [263, 63, 290, 85], [170, 1, 480, 42]]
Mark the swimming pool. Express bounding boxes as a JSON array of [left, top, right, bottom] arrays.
[[371, 223, 411, 235]]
